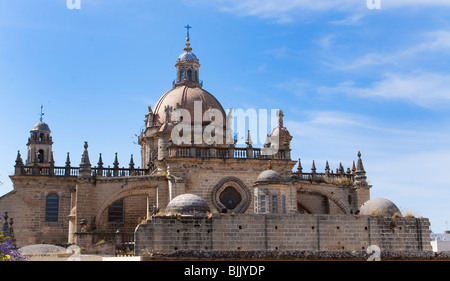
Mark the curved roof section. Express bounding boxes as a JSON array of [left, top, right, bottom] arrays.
[[178, 51, 199, 63], [31, 121, 51, 133], [359, 198, 402, 217], [152, 85, 226, 126], [165, 194, 211, 216], [256, 169, 283, 184]]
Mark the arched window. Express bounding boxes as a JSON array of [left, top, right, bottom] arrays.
[[45, 193, 59, 222], [179, 69, 184, 81], [108, 199, 124, 223], [187, 69, 192, 81], [38, 149, 44, 163], [194, 70, 198, 82]]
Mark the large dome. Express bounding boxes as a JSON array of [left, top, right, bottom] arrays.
[[152, 85, 226, 126], [165, 194, 211, 216], [360, 198, 401, 217]]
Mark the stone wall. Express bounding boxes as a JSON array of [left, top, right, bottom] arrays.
[[134, 214, 432, 256], [0, 176, 75, 247]]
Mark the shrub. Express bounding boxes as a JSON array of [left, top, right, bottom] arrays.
[[0, 215, 26, 261]]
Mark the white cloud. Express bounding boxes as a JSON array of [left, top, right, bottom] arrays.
[[313, 34, 336, 49], [195, 0, 450, 23], [319, 72, 450, 108], [328, 30, 450, 71], [329, 14, 363, 25]]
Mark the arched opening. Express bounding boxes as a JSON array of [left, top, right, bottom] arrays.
[[187, 69, 192, 81], [38, 149, 45, 163], [45, 193, 59, 222], [179, 69, 184, 81], [194, 70, 198, 82], [108, 199, 124, 224]]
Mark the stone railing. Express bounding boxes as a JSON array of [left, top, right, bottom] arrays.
[[168, 146, 290, 160], [292, 171, 354, 185], [17, 166, 149, 178]]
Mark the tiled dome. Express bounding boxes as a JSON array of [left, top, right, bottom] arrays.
[[178, 51, 199, 63]]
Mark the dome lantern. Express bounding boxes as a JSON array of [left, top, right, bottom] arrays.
[[175, 25, 201, 87]]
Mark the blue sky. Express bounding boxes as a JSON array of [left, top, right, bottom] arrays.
[[1, 0, 450, 233]]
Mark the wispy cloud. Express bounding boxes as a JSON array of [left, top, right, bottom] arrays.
[[319, 72, 450, 108], [313, 34, 336, 49], [195, 0, 450, 23], [329, 14, 363, 25], [328, 30, 450, 71], [263, 47, 296, 59]]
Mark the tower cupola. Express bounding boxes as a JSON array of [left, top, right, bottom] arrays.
[[174, 24, 201, 87], [26, 106, 53, 166]]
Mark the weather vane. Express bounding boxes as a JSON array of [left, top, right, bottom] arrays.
[[184, 24, 192, 39], [38, 104, 45, 122]]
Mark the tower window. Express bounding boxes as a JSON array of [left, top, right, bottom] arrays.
[[194, 70, 198, 82], [45, 193, 59, 222], [272, 195, 278, 213], [38, 149, 45, 163], [187, 69, 192, 81], [108, 199, 124, 223], [260, 195, 266, 213], [179, 69, 184, 81]]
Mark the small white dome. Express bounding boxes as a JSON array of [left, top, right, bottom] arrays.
[[360, 198, 401, 217], [31, 121, 50, 132], [165, 194, 210, 216], [256, 169, 283, 184]]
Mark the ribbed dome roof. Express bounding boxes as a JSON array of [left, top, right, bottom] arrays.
[[31, 121, 50, 132], [152, 85, 226, 126], [165, 194, 211, 216]]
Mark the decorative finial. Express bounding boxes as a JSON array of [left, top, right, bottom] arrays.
[[184, 24, 192, 39], [98, 153, 103, 167], [164, 105, 173, 123], [129, 154, 135, 169], [246, 130, 253, 147], [65, 152, 71, 166], [277, 110, 284, 128], [357, 151, 362, 159], [15, 150, 23, 165], [114, 152, 119, 166], [39, 104, 45, 122], [297, 158, 303, 173], [267, 160, 272, 170], [183, 24, 193, 52]]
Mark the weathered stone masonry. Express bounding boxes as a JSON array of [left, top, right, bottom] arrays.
[[134, 214, 432, 255]]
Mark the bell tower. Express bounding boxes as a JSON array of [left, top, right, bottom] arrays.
[[26, 106, 53, 166]]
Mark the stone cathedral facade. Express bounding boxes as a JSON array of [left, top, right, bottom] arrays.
[[0, 31, 431, 253]]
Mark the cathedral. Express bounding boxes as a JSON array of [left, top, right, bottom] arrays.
[[0, 28, 432, 254]]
